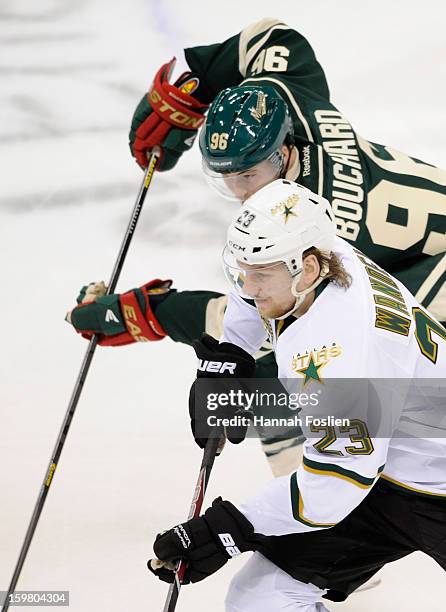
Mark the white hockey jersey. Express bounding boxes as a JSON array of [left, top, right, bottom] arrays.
[[222, 237, 446, 535]]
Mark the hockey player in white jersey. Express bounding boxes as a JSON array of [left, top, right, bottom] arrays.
[[148, 180, 446, 610]]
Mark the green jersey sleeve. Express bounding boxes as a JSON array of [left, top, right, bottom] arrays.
[[156, 289, 220, 345], [184, 18, 329, 106]]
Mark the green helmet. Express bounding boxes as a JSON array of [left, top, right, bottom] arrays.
[[199, 85, 294, 175]]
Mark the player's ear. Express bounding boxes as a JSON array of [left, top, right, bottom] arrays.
[[281, 143, 290, 164], [302, 254, 320, 286]]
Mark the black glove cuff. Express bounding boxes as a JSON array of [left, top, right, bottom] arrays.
[[193, 333, 256, 378], [217, 341, 256, 363], [203, 498, 258, 558]]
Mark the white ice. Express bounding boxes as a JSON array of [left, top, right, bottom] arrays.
[[0, 1, 445, 610]]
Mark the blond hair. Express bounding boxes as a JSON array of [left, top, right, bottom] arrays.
[[304, 248, 352, 289]]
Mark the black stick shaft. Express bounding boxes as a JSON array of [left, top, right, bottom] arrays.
[[1, 155, 158, 612], [163, 433, 221, 612]]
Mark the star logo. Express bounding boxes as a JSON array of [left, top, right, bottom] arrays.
[[271, 194, 299, 223], [282, 202, 297, 223], [293, 352, 326, 386]]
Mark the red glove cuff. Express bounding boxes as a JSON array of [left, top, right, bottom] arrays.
[[119, 279, 171, 342], [147, 58, 208, 130]]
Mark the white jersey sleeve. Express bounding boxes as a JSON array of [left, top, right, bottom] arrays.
[[221, 292, 268, 355]]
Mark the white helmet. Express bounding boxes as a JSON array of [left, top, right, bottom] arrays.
[[223, 179, 336, 317]]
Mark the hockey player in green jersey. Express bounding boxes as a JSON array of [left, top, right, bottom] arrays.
[[147, 179, 446, 611], [128, 17, 445, 322]]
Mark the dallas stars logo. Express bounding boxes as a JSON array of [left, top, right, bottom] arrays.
[[292, 343, 342, 386], [293, 353, 326, 385], [270, 194, 299, 223]]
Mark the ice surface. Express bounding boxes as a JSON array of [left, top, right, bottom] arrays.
[[0, 1, 445, 610]]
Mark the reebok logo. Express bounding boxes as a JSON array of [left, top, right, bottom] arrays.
[[302, 145, 311, 177], [105, 309, 119, 323], [218, 533, 241, 557], [197, 360, 236, 374]]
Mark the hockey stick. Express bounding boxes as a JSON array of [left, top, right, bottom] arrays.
[[163, 431, 222, 612], [1, 154, 159, 612]]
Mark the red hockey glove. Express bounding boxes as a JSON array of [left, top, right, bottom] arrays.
[[66, 279, 172, 346], [129, 58, 208, 170]]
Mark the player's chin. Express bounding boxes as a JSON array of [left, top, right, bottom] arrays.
[[256, 299, 295, 319], [255, 299, 279, 318]]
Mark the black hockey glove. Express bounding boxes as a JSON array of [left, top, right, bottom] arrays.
[[148, 497, 257, 584], [189, 334, 256, 449]]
